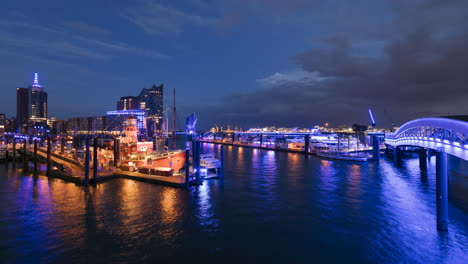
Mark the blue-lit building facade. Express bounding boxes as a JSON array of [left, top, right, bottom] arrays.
[[113, 85, 164, 136], [138, 84, 163, 136], [106, 110, 146, 134]]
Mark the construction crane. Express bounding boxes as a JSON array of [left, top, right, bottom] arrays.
[[368, 109, 376, 127]]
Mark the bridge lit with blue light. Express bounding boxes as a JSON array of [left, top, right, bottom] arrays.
[[385, 117, 468, 161], [384, 116, 468, 231]]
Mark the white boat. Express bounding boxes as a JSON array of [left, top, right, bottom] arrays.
[[316, 150, 369, 162], [200, 153, 221, 169], [310, 139, 330, 153], [200, 153, 221, 179]]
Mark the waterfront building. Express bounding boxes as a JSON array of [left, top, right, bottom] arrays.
[[106, 110, 146, 134], [65, 116, 106, 134], [138, 84, 163, 135], [117, 96, 139, 111], [16, 73, 48, 133], [51, 119, 66, 135], [114, 84, 164, 136]]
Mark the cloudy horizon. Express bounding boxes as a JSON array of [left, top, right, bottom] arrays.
[[1, 0, 467, 130]]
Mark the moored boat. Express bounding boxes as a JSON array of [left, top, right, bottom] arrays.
[[316, 150, 369, 162], [200, 153, 221, 179]]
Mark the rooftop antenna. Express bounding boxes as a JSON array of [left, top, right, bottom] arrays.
[[32, 72, 42, 87]]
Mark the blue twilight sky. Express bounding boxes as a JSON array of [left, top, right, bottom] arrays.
[[1, 0, 467, 130]]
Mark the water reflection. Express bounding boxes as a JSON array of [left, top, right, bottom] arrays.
[[345, 164, 363, 211], [318, 159, 339, 193], [0, 149, 467, 263], [195, 182, 218, 230]]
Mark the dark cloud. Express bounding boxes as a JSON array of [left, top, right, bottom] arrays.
[[194, 0, 468, 129]]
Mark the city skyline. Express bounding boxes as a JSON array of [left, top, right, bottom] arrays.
[[1, 0, 467, 130]]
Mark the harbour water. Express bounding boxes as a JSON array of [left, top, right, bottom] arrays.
[[0, 143, 467, 263]]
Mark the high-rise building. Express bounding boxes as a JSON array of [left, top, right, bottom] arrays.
[[138, 84, 163, 134], [16, 73, 48, 133], [117, 96, 139, 111]]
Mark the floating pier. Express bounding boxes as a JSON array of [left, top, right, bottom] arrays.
[[7, 137, 221, 189]]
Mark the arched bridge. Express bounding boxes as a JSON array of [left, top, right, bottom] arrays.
[[384, 116, 468, 231], [385, 117, 468, 161]]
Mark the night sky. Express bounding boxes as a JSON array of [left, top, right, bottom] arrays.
[[1, 0, 467, 130]]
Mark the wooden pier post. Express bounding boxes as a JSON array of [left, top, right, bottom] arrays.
[[93, 137, 98, 182], [194, 140, 201, 184], [185, 149, 190, 187], [114, 138, 120, 167], [22, 139, 27, 163], [12, 138, 16, 162], [46, 137, 52, 174], [34, 140, 38, 174], [61, 137, 65, 155], [84, 137, 90, 184], [220, 145, 224, 178]]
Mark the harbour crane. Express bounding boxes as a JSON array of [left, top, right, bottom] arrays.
[[368, 109, 376, 127]]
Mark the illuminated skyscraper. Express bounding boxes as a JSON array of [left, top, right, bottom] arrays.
[[138, 84, 163, 135], [16, 73, 48, 133]]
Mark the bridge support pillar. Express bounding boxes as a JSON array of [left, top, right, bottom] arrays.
[[392, 147, 399, 164], [259, 134, 263, 148], [372, 136, 380, 162], [418, 148, 427, 172], [304, 134, 310, 154], [232, 133, 235, 144], [436, 148, 448, 231]]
